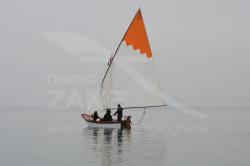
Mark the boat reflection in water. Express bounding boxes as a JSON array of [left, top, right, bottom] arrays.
[[81, 127, 167, 166]]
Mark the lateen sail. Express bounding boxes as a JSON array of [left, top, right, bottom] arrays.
[[100, 9, 166, 110]]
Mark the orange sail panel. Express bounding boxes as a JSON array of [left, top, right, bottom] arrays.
[[123, 9, 153, 58]]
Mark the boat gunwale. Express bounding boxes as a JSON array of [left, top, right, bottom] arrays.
[[82, 114, 121, 124]]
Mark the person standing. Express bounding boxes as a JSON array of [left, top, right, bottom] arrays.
[[113, 104, 123, 121]]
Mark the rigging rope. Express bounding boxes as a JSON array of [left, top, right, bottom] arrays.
[[131, 108, 146, 125]]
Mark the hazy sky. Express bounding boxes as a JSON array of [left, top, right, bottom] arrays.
[[0, 0, 249, 109]]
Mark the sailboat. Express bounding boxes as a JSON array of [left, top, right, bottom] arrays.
[[82, 9, 166, 129]]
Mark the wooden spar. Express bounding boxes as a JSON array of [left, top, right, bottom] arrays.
[[106, 104, 167, 110], [100, 9, 141, 86]]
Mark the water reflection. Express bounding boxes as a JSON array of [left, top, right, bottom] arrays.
[[81, 127, 166, 166]]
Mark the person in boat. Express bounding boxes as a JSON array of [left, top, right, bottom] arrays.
[[102, 109, 113, 121], [113, 104, 123, 121], [92, 111, 99, 121]]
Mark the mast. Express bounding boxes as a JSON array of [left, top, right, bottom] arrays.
[[101, 9, 142, 86]]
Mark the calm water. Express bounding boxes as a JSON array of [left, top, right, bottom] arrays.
[[0, 109, 250, 166]]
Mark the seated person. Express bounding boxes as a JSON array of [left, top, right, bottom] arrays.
[[102, 109, 113, 121], [91, 111, 99, 121]]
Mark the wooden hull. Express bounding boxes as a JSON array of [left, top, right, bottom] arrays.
[[82, 114, 131, 129]]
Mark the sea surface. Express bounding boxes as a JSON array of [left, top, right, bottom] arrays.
[[0, 109, 250, 166]]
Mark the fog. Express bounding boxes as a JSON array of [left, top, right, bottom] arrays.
[[0, 0, 249, 110]]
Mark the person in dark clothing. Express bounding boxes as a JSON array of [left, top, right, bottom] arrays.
[[113, 104, 123, 121], [92, 111, 99, 121], [102, 109, 113, 121]]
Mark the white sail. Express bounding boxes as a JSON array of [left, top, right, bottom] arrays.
[[100, 9, 166, 109]]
